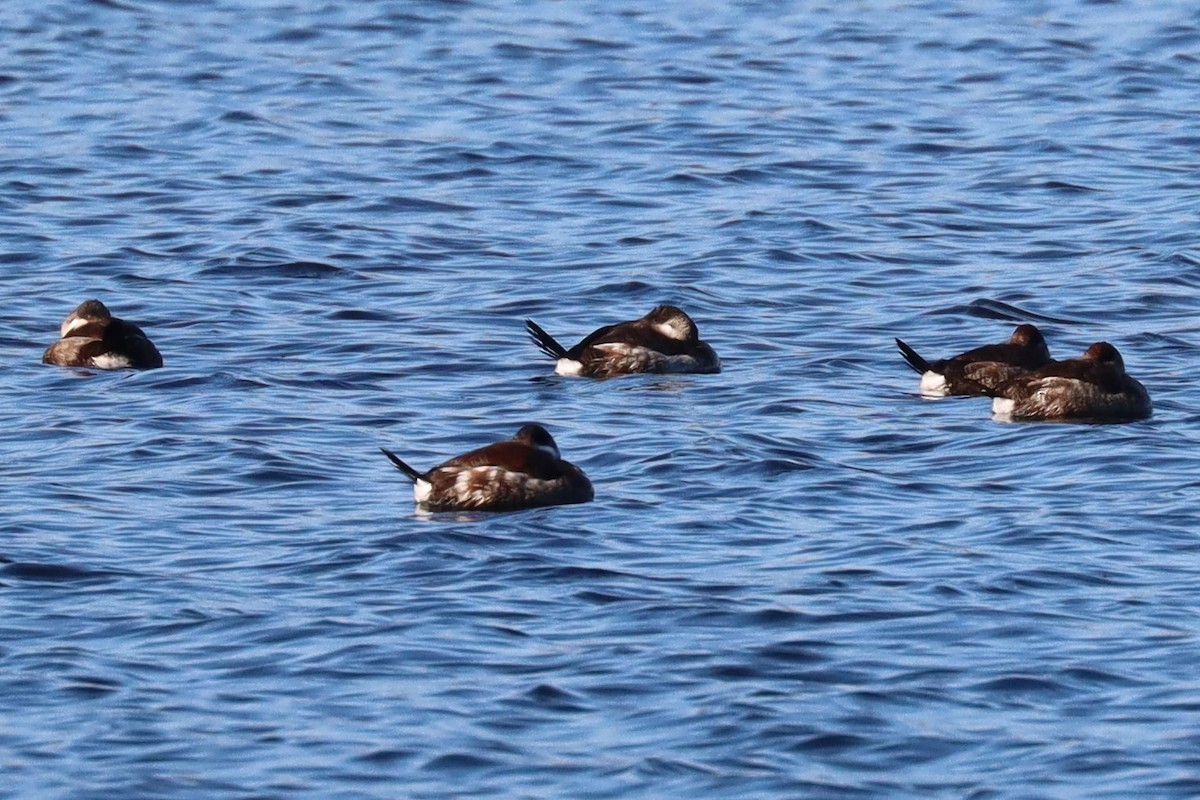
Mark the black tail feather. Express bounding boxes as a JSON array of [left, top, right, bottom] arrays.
[[525, 319, 568, 360], [895, 338, 930, 374], [380, 447, 421, 482]]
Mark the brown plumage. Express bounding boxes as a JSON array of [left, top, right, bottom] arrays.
[[895, 323, 1050, 396], [989, 342, 1151, 421], [525, 305, 720, 378], [381, 424, 593, 512], [42, 299, 163, 370]]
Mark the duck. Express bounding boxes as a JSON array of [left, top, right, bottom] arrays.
[[895, 323, 1050, 396], [380, 423, 593, 511], [989, 341, 1151, 421], [525, 305, 720, 378], [42, 299, 163, 369]]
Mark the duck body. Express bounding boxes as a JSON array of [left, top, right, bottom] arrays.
[[42, 299, 163, 370], [525, 305, 720, 378], [895, 323, 1050, 396], [381, 424, 593, 512], [990, 342, 1151, 421]]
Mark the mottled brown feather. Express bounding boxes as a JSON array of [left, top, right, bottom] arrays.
[[527, 305, 719, 377], [897, 324, 1051, 395], [990, 342, 1151, 420]]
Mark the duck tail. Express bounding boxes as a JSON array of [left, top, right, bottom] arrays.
[[525, 319, 569, 360], [895, 338, 930, 374], [379, 448, 421, 482]]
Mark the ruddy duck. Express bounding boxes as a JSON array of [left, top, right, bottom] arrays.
[[525, 305, 720, 378], [896, 323, 1049, 396], [42, 299, 163, 370], [990, 341, 1151, 421], [380, 423, 594, 511]]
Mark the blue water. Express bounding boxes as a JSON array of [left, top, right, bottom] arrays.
[[4, 1, 1200, 797]]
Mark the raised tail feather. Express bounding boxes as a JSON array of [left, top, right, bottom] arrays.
[[525, 319, 569, 360], [380, 448, 421, 482], [895, 338, 930, 374]]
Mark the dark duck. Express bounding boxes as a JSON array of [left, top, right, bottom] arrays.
[[525, 305, 720, 378], [380, 424, 593, 512], [895, 323, 1049, 396], [989, 342, 1151, 421], [42, 299, 163, 370]]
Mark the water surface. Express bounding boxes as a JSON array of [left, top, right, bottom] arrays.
[[3, 1, 1200, 798]]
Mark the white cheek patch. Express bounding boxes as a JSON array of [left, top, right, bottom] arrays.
[[654, 320, 686, 340], [91, 353, 132, 370], [62, 316, 91, 337]]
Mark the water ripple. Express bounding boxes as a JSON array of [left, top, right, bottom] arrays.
[[3, 1, 1200, 799]]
